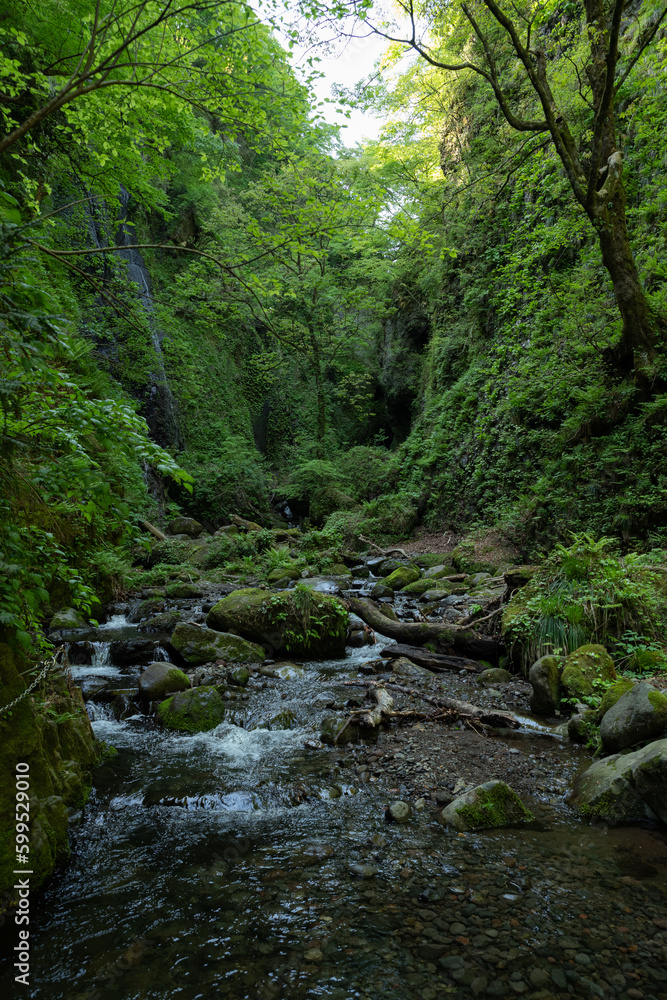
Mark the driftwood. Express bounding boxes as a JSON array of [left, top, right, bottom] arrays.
[[140, 519, 168, 542], [348, 597, 500, 661], [359, 535, 409, 558], [344, 679, 520, 730], [335, 685, 394, 744], [380, 644, 484, 674]]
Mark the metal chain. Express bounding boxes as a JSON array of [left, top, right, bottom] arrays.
[[0, 646, 65, 718]]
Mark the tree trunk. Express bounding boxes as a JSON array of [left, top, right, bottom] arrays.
[[592, 195, 658, 377], [348, 598, 501, 661], [310, 330, 326, 457]]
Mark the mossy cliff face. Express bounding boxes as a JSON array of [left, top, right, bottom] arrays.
[[0, 633, 102, 908], [206, 588, 348, 658]]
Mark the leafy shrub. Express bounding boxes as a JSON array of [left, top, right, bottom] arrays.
[[359, 489, 420, 541], [503, 533, 667, 669]]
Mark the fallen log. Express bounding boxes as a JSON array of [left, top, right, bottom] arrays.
[[380, 644, 484, 673], [348, 597, 500, 661], [344, 679, 519, 730], [140, 519, 168, 542], [335, 685, 394, 744]]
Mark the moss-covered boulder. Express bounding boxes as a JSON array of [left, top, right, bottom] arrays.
[[423, 564, 450, 578], [166, 516, 203, 538], [503, 565, 538, 590], [381, 566, 421, 590], [49, 607, 88, 631], [0, 632, 101, 906], [452, 531, 521, 575], [170, 623, 265, 666], [439, 781, 534, 831], [267, 567, 301, 584], [528, 655, 563, 715], [377, 558, 404, 576], [561, 644, 616, 702], [228, 665, 250, 687], [566, 738, 667, 825], [401, 579, 437, 596], [157, 686, 226, 732], [138, 662, 191, 702], [419, 589, 452, 603], [206, 587, 348, 658], [329, 562, 353, 577], [596, 678, 635, 720], [599, 683, 667, 753], [371, 582, 394, 599], [138, 610, 186, 634]]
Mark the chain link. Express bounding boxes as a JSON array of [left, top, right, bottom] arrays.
[[0, 646, 66, 718]]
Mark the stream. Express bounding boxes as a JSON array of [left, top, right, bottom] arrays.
[[2, 582, 667, 1000]]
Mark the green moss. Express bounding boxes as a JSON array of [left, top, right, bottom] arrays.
[[628, 649, 667, 672], [450, 781, 534, 830], [647, 688, 667, 722], [561, 644, 616, 701], [381, 566, 421, 590], [401, 579, 436, 595], [596, 678, 635, 719], [157, 686, 226, 732]]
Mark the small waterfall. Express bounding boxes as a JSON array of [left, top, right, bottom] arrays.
[[116, 187, 180, 448], [86, 701, 115, 722], [153, 646, 171, 662], [91, 642, 112, 667]]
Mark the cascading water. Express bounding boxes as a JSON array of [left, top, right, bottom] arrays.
[[91, 641, 112, 667]]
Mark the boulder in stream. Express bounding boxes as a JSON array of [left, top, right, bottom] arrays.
[[169, 623, 265, 666], [566, 738, 667, 825], [50, 607, 88, 631], [381, 566, 421, 590], [157, 686, 226, 732], [138, 662, 191, 702], [109, 638, 163, 667], [599, 683, 667, 753], [439, 780, 534, 831], [206, 587, 347, 658], [528, 655, 563, 715]]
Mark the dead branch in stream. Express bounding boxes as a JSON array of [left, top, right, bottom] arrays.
[[342, 679, 519, 730], [379, 644, 484, 673]]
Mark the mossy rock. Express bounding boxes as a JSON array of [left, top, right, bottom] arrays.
[[413, 554, 453, 569], [205, 587, 348, 658], [170, 623, 265, 666], [157, 686, 226, 732], [381, 566, 421, 590], [596, 678, 635, 720], [561, 644, 616, 702], [440, 780, 534, 831], [528, 655, 563, 715], [379, 604, 399, 621], [320, 716, 360, 745], [165, 582, 204, 598], [599, 683, 667, 753], [567, 710, 600, 745], [330, 563, 353, 577], [267, 567, 301, 583], [138, 610, 186, 634], [477, 668, 511, 687], [628, 649, 667, 673], [423, 565, 451, 578], [138, 663, 191, 702], [419, 589, 452, 603], [166, 516, 203, 538], [371, 583, 393, 599], [567, 738, 667, 825], [401, 579, 435, 595], [49, 607, 88, 631], [0, 632, 100, 904], [127, 597, 165, 623], [228, 665, 250, 687], [377, 558, 404, 576]]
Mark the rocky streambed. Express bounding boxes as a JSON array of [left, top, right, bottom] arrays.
[[1, 553, 667, 1000]]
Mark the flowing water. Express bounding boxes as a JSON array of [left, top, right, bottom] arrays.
[[2, 607, 667, 1000]]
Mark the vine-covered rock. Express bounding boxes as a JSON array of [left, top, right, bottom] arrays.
[[157, 686, 226, 732], [439, 780, 534, 831], [169, 623, 265, 666], [206, 587, 348, 658]]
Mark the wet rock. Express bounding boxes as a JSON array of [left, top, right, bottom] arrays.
[[561, 644, 616, 702], [386, 800, 412, 823], [169, 623, 265, 666], [567, 710, 598, 744], [371, 582, 394, 599], [109, 638, 162, 667], [566, 738, 667, 825], [401, 579, 437, 595], [320, 716, 360, 745], [477, 668, 511, 687], [439, 780, 534, 831], [390, 657, 433, 680], [138, 662, 191, 702], [528, 655, 563, 715], [166, 516, 203, 538], [157, 685, 226, 732], [50, 607, 88, 631], [127, 597, 165, 624], [349, 863, 378, 877], [596, 677, 635, 719], [274, 662, 305, 679], [138, 610, 185, 634], [206, 587, 347, 658], [419, 589, 452, 603], [377, 558, 404, 576], [67, 640, 95, 665], [599, 683, 667, 753]]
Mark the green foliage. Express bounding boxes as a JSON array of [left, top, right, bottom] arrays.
[[503, 534, 667, 668]]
